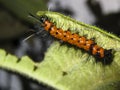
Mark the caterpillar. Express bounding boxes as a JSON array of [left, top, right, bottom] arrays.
[[29, 11, 113, 65]]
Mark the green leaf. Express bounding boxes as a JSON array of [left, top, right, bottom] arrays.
[[0, 11, 120, 90]]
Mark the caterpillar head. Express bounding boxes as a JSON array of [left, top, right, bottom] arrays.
[[39, 15, 48, 23]]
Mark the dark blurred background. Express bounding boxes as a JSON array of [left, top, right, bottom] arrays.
[[0, 0, 120, 90]]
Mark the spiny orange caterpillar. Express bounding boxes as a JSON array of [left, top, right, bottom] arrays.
[[29, 11, 113, 65]]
